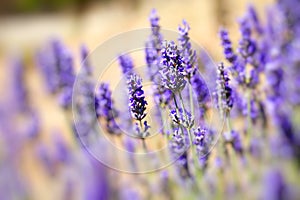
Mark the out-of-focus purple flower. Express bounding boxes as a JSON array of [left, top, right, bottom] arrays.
[[120, 187, 141, 200], [178, 20, 197, 79], [224, 130, 243, 155], [249, 137, 261, 158], [238, 17, 257, 60], [170, 108, 194, 129], [248, 68, 259, 88], [83, 158, 110, 200], [11, 57, 28, 112], [216, 63, 234, 116], [119, 54, 134, 77], [169, 128, 190, 179], [263, 169, 287, 200], [160, 41, 186, 92], [219, 28, 237, 64], [53, 131, 70, 164], [73, 71, 96, 143], [37, 39, 75, 108], [145, 9, 163, 82], [25, 111, 40, 139], [36, 43, 60, 93], [80, 44, 92, 75], [247, 4, 263, 34], [193, 127, 213, 169], [191, 71, 210, 117], [242, 98, 259, 122], [95, 83, 121, 135], [127, 74, 148, 121], [36, 144, 56, 176], [153, 84, 172, 108]]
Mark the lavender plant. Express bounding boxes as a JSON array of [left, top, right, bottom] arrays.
[[2, 0, 300, 199]]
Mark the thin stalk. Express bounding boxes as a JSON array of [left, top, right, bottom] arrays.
[[139, 120, 148, 152], [246, 89, 252, 147], [189, 83, 194, 116], [178, 92, 201, 176]]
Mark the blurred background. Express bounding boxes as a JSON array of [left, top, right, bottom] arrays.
[[0, 0, 279, 199]]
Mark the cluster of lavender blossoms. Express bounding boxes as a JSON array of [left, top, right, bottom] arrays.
[[4, 0, 300, 199]]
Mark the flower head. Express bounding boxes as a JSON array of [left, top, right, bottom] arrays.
[[224, 130, 243, 155], [216, 63, 234, 116], [169, 128, 190, 178], [193, 127, 214, 169], [238, 17, 257, 59], [95, 83, 120, 135], [178, 20, 197, 79], [146, 9, 163, 82], [160, 41, 186, 92], [219, 28, 237, 64], [127, 74, 148, 121], [119, 54, 134, 77]]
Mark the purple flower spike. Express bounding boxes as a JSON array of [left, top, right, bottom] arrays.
[[119, 54, 134, 77], [11, 57, 28, 112], [216, 63, 234, 116], [160, 41, 186, 92], [178, 20, 197, 79], [127, 74, 148, 121], [191, 71, 210, 117], [219, 28, 237, 64], [263, 169, 287, 200], [247, 4, 263, 34], [80, 44, 92, 75], [238, 17, 257, 59], [224, 130, 243, 155], [95, 83, 121, 135], [145, 9, 163, 82], [169, 128, 190, 179], [193, 127, 214, 170]]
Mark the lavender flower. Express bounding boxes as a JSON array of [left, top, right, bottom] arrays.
[[37, 39, 75, 108], [247, 4, 263, 34], [169, 128, 190, 178], [160, 41, 186, 92], [170, 108, 194, 129], [145, 9, 163, 81], [95, 83, 121, 135], [238, 17, 257, 60], [11, 57, 28, 112], [127, 74, 148, 121], [193, 127, 213, 169], [216, 63, 234, 116], [191, 71, 210, 117], [119, 54, 134, 77], [36, 40, 60, 93], [263, 169, 287, 200], [224, 130, 243, 155], [178, 20, 197, 79], [80, 44, 92, 75], [53, 131, 70, 164], [219, 28, 237, 64]]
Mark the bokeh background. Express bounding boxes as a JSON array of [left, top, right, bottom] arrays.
[[2, 0, 294, 199]]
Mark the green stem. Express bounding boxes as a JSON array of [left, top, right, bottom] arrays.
[[139, 120, 148, 152], [246, 89, 252, 146], [189, 83, 194, 117]]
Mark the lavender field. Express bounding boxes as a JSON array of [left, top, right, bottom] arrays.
[[0, 0, 300, 199]]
